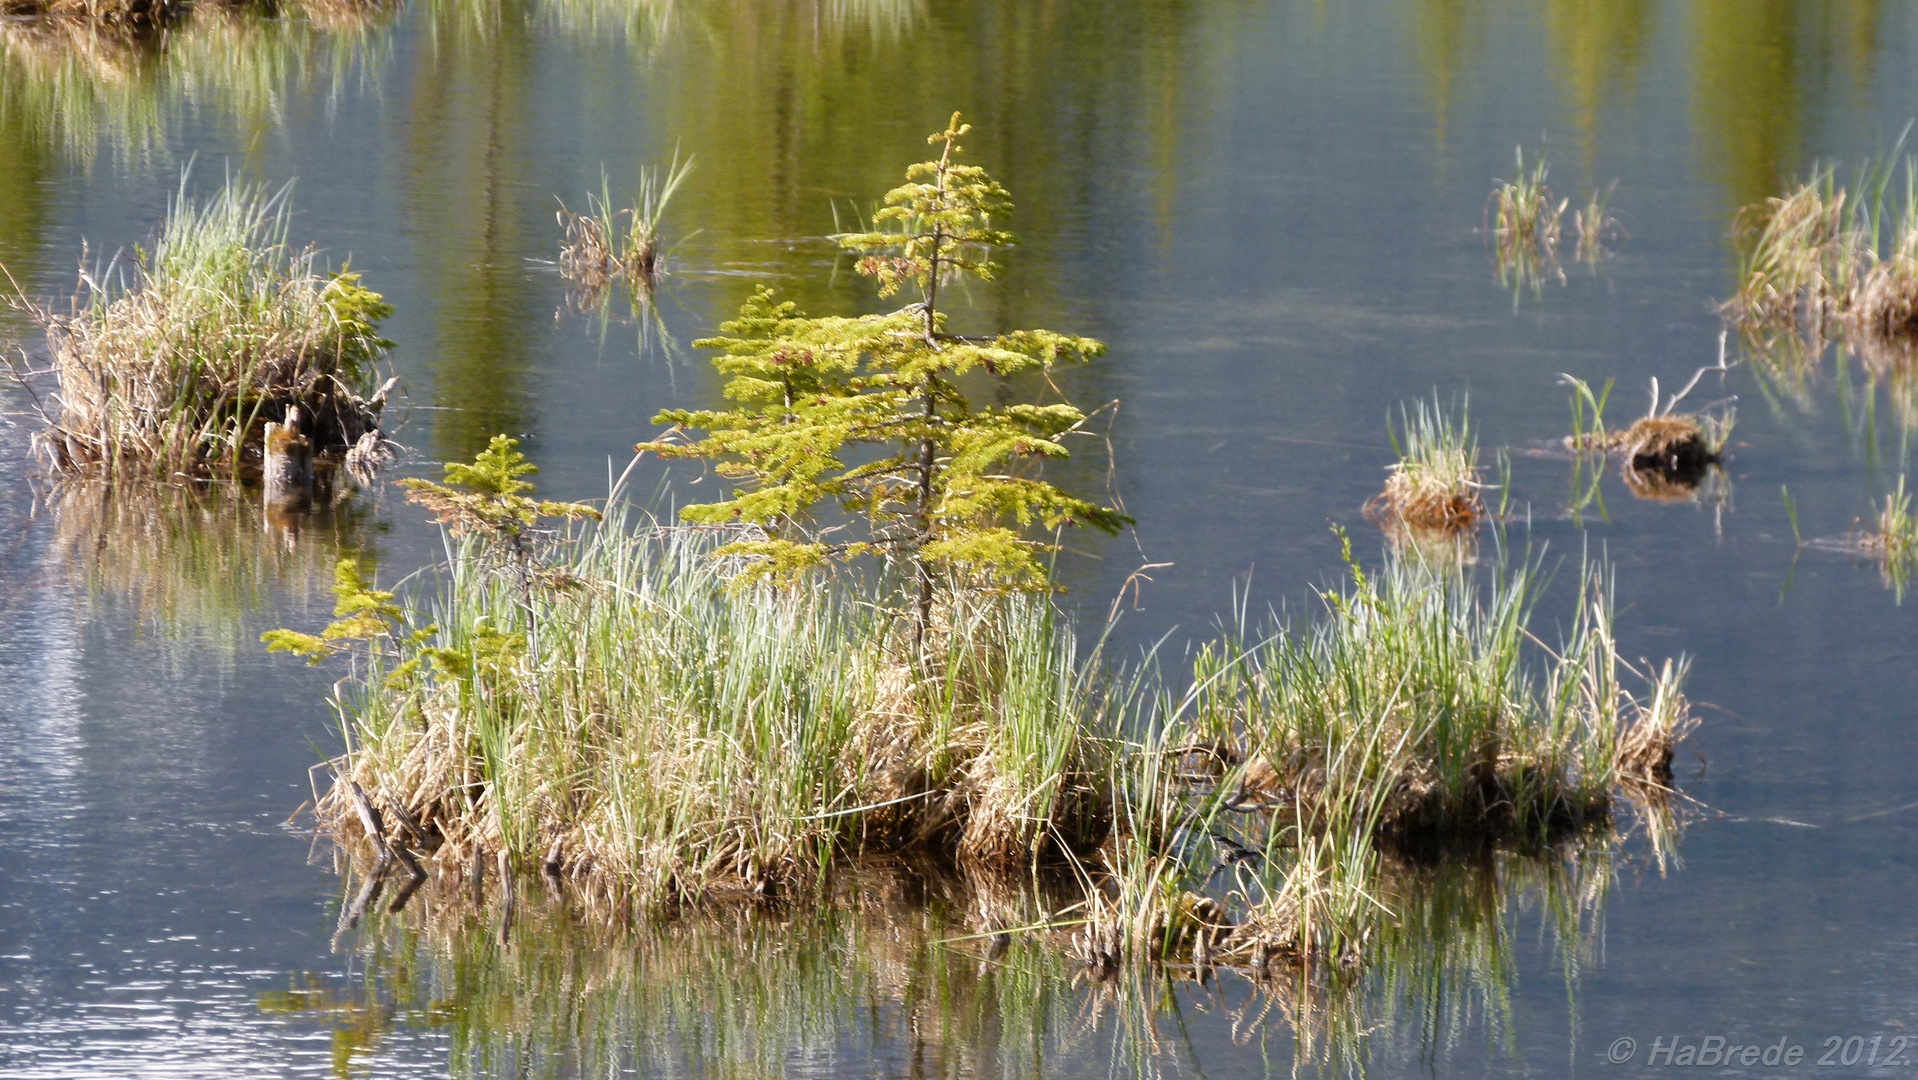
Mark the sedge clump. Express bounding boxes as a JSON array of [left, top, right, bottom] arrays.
[[5, 174, 395, 479], [1365, 396, 1483, 539], [556, 154, 694, 299]]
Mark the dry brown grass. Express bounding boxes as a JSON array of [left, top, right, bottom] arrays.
[[1567, 413, 1730, 503], [1368, 473, 1481, 534], [1, 0, 182, 26], [1723, 172, 1859, 332], [555, 155, 693, 302], [1608, 415, 1713, 470], [1848, 252, 1918, 341], [1365, 397, 1483, 537], [302, 515, 1111, 917]]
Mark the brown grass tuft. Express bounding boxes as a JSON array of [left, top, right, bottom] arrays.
[[1, 0, 182, 26]]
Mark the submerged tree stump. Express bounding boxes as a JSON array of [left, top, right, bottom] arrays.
[[264, 406, 314, 513]]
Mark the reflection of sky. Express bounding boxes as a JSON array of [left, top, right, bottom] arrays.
[[1, 0, 1918, 1074]]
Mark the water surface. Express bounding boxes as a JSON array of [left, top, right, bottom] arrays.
[[5, 1, 1918, 1075]]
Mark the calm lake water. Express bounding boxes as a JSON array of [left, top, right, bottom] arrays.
[[5, 0, 1918, 1075]]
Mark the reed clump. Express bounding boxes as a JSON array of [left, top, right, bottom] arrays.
[[555, 155, 693, 298], [1365, 397, 1483, 538], [1046, 540, 1696, 986], [1724, 154, 1918, 367], [1488, 146, 1567, 296], [7, 174, 396, 479], [288, 437, 1111, 912]]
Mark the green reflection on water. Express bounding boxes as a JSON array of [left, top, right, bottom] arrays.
[[1691, 0, 1885, 219], [272, 833, 1648, 1077], [1543, 0, 1654, 174], [0, 5, 392, 170], [404, 0, 542, 461], [48, 480, 381, 652]]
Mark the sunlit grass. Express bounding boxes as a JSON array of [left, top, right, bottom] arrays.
[[1367, 396, 1483, 541], [1489, 146, 1567, 299], [1862, 475, 1918, 600], [556, 153, 694, 296], [320, 509, 1110, 910], [6, 172, 393, 477]]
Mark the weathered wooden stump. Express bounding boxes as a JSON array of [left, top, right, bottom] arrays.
[[263, 406, 314, 514]]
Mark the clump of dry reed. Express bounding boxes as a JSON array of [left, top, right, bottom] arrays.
[[1060, 540, 1697, 989], [305, 504, 1110, 914], [7, 173, 395, 479], [555, 154, 694, 299], [1724, 165, 1861, 332], [1724, 152, 1918, 369], [1365, 396, 1483, 539]]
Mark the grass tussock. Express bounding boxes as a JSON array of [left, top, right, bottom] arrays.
[[1725, 152, 1918, 370], [1490, 147, 1565, 265], [1487, 148, 1621, 300], [1858, 475, 1918, 598], [1068, 547, 1695, 980], [555, 154, 694, 300], [7, 173, 395, 479], [1366, 397, 1483, 538], [1488, 146, 1567, 298], [313, 512, 1109, 911]]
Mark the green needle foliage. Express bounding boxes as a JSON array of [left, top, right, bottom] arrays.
[[398, 434, 601, 546], [261, 558, 418, 664], [265, 436, 597, 671], [643, 113, 1128, 642]]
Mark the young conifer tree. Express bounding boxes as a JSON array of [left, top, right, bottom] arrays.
[[643, 113, 1128, 649]]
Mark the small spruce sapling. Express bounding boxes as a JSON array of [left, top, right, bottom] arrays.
[[399, 434, 601, 541], [265, 436, 594, 676], [262, 559, 431, 678], [643, 113, 1129, 648]]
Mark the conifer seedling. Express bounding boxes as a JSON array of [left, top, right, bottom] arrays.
[[643, 113, 1129, 647]]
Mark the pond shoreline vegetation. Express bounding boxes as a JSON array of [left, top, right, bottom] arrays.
[[262, 119, 1701, 991]]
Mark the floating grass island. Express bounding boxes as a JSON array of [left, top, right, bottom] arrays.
[[5, 175, 396, 481], [264, 119, 1702, 990]]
